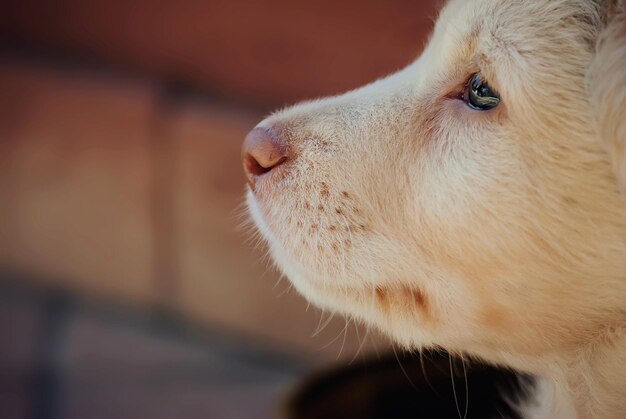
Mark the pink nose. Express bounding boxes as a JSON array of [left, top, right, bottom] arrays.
[[242, 127, 288, 187]]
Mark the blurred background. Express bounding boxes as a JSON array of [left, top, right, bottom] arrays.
[[0, 1, 439, 418]]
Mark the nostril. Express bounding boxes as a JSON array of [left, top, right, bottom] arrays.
[[242, 127, 289, 186], [244, 152, 284, 177]]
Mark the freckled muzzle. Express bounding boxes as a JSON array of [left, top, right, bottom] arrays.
[[241, 81, 415, 279]]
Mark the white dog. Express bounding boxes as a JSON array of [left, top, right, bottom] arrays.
[[243, 0, 626, 417]]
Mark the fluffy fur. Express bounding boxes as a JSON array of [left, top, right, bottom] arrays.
[[245, 1, 626, 417]]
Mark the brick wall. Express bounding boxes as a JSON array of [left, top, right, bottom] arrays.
[[0, 0, 438, 107], [0, 0, 438, 359]]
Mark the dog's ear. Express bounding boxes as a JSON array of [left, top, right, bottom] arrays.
[[588, 0, 626, 196]]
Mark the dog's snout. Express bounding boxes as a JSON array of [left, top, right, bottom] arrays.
[[242, 127, 288, 187]]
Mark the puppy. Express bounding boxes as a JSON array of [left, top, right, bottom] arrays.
[[242, 0, 626, 417]]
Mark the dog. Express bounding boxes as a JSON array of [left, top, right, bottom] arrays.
[[242, 0, 626, 417]]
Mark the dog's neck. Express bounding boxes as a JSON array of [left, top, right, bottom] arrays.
[[491, 323, 626, 419], [574, 324, 626, 419], [546, 324, 626, 419]]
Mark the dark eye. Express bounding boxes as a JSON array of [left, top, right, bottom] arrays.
[[464, 73, 500, 110]]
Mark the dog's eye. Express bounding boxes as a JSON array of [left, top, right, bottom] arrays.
[[465, 73, 500, 110]]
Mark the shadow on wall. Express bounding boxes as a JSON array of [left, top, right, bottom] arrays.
[[0, 277, 310, 419]]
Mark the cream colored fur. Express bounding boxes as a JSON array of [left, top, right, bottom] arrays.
[[246, 1, 626, 417]]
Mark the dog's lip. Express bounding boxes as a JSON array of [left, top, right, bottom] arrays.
[[246, 188, 282, 242]]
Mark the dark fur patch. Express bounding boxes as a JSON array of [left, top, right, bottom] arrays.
[[285, 349, 536, 419]]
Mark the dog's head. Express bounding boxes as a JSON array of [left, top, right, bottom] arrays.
[[243, 0, 626, 370]]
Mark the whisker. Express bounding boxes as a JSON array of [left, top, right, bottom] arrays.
[[449, 354, 464, 419], [336, 317, 351, 360], [349, 321, 370, 365], [418, 348, 440, 396], [272, 272, 287, 290], [276, 282, 293, 298], [312, 311, 335, 337], [392, 344, 421, 394], [460, 354, 469, 419], [316, 317, 351, 352]]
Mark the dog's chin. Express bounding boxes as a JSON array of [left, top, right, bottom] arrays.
[[247, 189, 438, 348], [247, 188, 337, 283], [248, 189, 336, 300], [247, 190, 302, 269], [247, 189, 319, 282]]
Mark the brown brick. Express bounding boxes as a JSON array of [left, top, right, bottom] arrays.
[[0, 62, 158, 305]]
